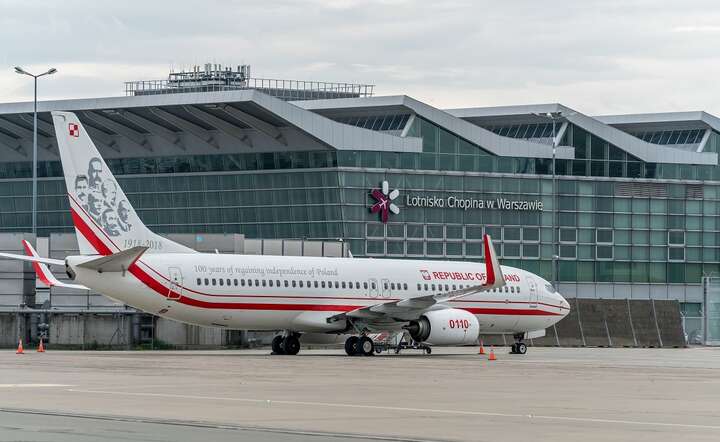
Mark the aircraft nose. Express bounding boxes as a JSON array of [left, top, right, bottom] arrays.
[[559, 294, 571, 314]]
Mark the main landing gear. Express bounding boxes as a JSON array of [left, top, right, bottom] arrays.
[[510, 333, 527, 355], [344, 335, 377, 356], [271, 333, 301, 355]]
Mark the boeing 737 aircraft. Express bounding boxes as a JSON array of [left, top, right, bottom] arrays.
[[0, 111, 570, 356]]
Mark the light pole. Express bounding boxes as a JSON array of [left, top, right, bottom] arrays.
[[14, 67, 57, 236]]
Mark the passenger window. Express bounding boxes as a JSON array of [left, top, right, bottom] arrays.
[[291, 280, 296, 287], [284, 280, 289, 287], [321, 281, 326, 288], [227, 279, 231, 286], [356, 282, 360, 289], [219, 279, 224, 286], [371, 282, 377, 290], [299, 281, 304, 288], [417, 283, 421, 290], [204, 278, 209, 285], [197, 278, 202, 285], [241, 279, 246, 286], [390, 283, 395, 290], [255, 279, 259, 286], [431, 284, 436, 291], [269, 280, 273, 287], [445, 284, 449, 291], [262, 280, 266, 287], [364, 282, 368, 289], [234, 279, 238, 286], [424, 284, 428, 291], [212, 279, 216, 286], [314, 281, 319, 288], [341, 282, 346, 289]]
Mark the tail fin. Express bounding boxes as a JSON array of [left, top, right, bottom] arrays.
[[51, 111, 194, 256]]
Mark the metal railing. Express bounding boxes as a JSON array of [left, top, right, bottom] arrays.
[[125, 77, 374, 100]]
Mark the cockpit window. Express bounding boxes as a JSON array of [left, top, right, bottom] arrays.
[[545, 283, 556, 293]]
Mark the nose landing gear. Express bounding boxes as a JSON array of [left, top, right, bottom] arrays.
[[510, 333, 527, 355]]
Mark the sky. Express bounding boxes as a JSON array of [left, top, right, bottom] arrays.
[[2, 0, 720, 116]]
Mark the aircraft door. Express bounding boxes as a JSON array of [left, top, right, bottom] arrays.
[[528, 277, 538, 308], [381, 278, 391, 298], [368, 278, 379, 298], [167, 267, 182, 300]]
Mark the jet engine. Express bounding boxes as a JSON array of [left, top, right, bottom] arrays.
[[404, 308, 479, 345]]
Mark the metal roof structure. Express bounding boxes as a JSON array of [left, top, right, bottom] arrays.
[[0, 90, 421, 162], [0, 90, 717, 166]]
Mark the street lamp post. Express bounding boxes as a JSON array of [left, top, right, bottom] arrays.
[[14, 67, 57, 236]]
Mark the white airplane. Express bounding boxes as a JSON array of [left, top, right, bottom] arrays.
[[0, 111, 570, 356]]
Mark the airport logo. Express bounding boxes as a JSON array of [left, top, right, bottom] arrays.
[[68, 123, 80, 138], [370, 181, 400, 224]]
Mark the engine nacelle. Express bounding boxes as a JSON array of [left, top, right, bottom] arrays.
[[405, 309, 479, 346]]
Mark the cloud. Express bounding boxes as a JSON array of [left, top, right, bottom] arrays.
[[3, 0, 720, 115]]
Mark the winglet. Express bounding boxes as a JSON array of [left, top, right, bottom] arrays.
[[22, 240, 89, 290], [22, 240, 54, 287], [483, 234, 505, 288]]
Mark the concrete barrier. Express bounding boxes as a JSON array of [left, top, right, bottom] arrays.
[[629, 300, 662, 347], [654, 300, 686, 347], [604, 300, 637, 347]]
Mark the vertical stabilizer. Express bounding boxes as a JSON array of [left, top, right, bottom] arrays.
[[51, 111, 194, 256]]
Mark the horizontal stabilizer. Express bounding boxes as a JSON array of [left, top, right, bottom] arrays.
[[22, 240, 89, 290], [77, 246, 148, 273]]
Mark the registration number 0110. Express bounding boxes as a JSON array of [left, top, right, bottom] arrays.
[[448, 319, 470, 329]]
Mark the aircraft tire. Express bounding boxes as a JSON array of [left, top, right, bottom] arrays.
[[271, 335, 285, 355], [516, 343, 527, 355], [283, 335, 301, 355], [358, 336, 374, 356], [345, 336, 359, 356]]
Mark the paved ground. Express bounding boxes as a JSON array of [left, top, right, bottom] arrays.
[[1, 347, 719, 442]]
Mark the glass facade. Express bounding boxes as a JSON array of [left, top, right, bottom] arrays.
[[0, 113, 718, 289]]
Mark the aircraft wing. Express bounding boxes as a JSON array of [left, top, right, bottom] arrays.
[[21, 240, 90, 291], [328, 234, 506, 324], [0, 251, 65, 266]]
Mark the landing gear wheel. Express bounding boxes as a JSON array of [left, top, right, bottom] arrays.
[[510, 343, 518, 354], [516, 342, 527, 355], [358, 336, 374, 356], [271, 335, 285, 355], [425, 346, 432, 355], [345, 336, 359, 356], [282, 335, 301, 355]]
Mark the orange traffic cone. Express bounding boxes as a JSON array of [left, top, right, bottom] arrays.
[[488, 345, 497, 361], [478, 340, 486, 355], [37, 338, 45, 353], [16, 339, 24, 354]]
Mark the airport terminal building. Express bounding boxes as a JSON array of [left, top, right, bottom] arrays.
[[0, 66, 717, 342]]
